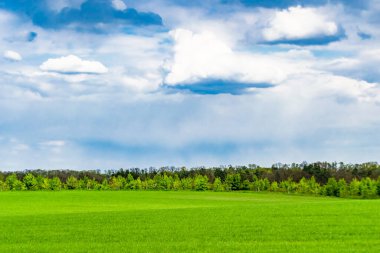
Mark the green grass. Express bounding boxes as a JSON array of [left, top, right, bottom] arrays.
[[0, 191, 379, 252]]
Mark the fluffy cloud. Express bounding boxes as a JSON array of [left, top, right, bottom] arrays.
[[40, 55, 108, 74], [165, 29, 311, 86], [262, 6, 340, 43], [3, 50, 22, 61]]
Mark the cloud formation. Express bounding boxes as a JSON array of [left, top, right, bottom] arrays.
[[40, 55, 108, 74], [262, 6, 342, 44], [165, 29, 311, 86], [3, 50, 22, 61]]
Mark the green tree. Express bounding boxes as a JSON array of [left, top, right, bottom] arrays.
[[49, 177, 62, 191], [349, 179, 360, 197], [337, 179, 348, 197], [109, 176, 125, 190], [100, 179, 110, 190], [279, 178, 296, 194], [23, 173, 38, 190], [225, 173, 241, 191], [0, 179, 9, 191], [172, 175, 181, 191], [308, 176, 321, 195], [270, 181, 279, 192], [181, 177, 193, 190], [194, 175, 208, 191], [135, 177, 142, 190], [6, 174, 26, 191], [297, 178, 309, 194], [66, 176, 79, 190], [212, 177, 224, 191], [241, 180, 250, 190], [325, 178, 339, 197], [359, 177, 377, 198], [36, 175, 50, 190]]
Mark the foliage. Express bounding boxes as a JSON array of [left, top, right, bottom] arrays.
[[0, 165, 379, 198]]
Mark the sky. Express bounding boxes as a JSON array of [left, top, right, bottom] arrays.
[[1, 0, 380, 170]]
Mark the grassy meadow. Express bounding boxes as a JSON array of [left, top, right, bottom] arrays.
[[0, 191, 379, 252]]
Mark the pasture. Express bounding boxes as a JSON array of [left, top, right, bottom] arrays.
[[0, 191, 379, 252]]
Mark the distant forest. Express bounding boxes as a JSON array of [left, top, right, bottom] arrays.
[[1, 162, 380, 198]]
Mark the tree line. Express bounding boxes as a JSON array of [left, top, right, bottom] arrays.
[[1, 161, 380, 198]]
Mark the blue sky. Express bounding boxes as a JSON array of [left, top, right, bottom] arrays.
[[1, 0, 380, 170]]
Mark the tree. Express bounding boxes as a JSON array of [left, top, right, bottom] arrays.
[[135, 177, 142, 190], [212, 177, 224, 191], [66, 176, 79, 190], [325, 178, 339, 197], [100, 179, 110, 190], [359, 177, 377, 198], [308, 176, 320, 195], [194, 175, 208, 191], [49, 177, 62, 191], [225, 173, 241, 191], [23, 173, 38, 190], [349, 179, 360, 197], [279, 178, 296, 194], [270, 181, 279, 192], [241, 180, 250, 190], [297, 177, 309, 194], [181, 177, 193, 190], [6, 174, 25, 191], [0, 179, 9, 191], [109, 176, 125, 190], [337, 179, 348, 198], [37, 175, 50, 190]]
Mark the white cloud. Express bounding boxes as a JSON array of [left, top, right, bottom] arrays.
[[165, 29, 312, 85], [40, 55, 108, 74], [3, 50, 22, 61], [112, 0, 127, 11], [262, 6, 338, 41]]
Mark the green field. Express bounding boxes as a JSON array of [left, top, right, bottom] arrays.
[[0, 191, 379, 252]]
